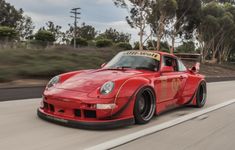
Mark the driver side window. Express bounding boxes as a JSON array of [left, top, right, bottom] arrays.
[[163, 56, 178, 72], [177, 59, 187, 72]]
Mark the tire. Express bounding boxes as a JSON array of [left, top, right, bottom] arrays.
[[195, 81, 207, 108], [134, 87, 156, 124]]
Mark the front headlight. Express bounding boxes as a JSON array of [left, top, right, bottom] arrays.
[[47, 76, 60, 88], [100, 81, 114, 95]]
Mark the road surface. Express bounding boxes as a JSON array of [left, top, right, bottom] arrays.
[[1, 77, 235, 101], [0, 81, 235, 150]]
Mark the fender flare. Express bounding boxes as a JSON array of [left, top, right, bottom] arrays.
[[111, 77, 156, 117]]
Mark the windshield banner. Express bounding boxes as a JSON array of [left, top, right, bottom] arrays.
[[124, 51, 160, 61]]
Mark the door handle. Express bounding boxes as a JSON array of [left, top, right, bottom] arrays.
[[180, 76, 185, 80]]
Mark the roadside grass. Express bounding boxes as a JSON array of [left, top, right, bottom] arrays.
[[0, 47, 235, 83], [0, 47, 122, 82]]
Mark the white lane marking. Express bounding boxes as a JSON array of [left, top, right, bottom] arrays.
[[86, 99, 235, 150], [0, 98, 40, 103]]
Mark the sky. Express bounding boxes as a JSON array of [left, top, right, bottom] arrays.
[[5, 0, 139, 43]]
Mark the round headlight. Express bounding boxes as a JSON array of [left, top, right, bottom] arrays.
[[47, 76, 60, 88], [100, 81, 114, 95]]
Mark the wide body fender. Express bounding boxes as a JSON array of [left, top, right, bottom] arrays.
[[111, 77, 155, 119]]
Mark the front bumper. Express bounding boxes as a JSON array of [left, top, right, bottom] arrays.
[[37, 108, 135, 130]]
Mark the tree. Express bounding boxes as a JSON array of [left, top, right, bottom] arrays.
[[64, 23, 97, 45], [176, 41, 195, 53], [16, 15, 35, 40], [39, 21, 62, 42], [71, 37, 88, 47], [148, 0, 178, 51], [0, 0, 23, 28], [113, 0, 151, 50], [0, 26, 17, 41], [197, 2, 235, 63], [97, 28, 131, 43], [77, 22, 97, 40], [35, 30, 55, 43], [168, 0, 201, 54]]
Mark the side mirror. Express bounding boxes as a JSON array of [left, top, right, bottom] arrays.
[[190, 62, 200, 73], [161, 66, 174, 73], [101, 63, 106, 68]]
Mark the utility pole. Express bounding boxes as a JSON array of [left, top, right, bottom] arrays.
[[70, 7, 81, 48]]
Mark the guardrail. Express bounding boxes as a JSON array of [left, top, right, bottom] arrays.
[[175, 53, 201, 62]]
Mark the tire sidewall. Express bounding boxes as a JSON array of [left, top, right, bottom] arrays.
[[196, 81, 207, 108]]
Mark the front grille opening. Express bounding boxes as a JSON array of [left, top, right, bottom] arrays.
[[49, 104, 55, 112], [74, 109, 81, 117], [44, 102, 49, 109], [84, 110, 96, 118]]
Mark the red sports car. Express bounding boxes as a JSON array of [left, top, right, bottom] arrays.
[[37, 50, 207, 129]]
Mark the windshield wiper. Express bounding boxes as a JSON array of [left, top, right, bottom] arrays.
[[135, 67, 154, 71], [116, 66, 132, 69], [105, 66, 132, 70]]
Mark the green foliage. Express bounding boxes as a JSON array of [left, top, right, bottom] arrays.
[[27, 40, 48, 48], [198, 2, 235, 62], [65, 22, 97, 43], [0, 0, 23, 28], [0, 48, 122, 82], [42, 21, 62, 41], [160, 42, 170, 52], [174, 0, 201, 39], [78, 22, 97, 40], [97, 28, 131, 43], [35, 30, 55, 42], [133, 41, 140, 50], [96, 39, 113, 47], [176, 41, 195, 53], [116, 42, 132, 50], [147, 40, 157, 50], [0, 26, 18, 41], [16, 15, 35, 40], [71, 37, 88, 47]]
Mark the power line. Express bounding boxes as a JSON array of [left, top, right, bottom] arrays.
[[70, 7, 81, 48]]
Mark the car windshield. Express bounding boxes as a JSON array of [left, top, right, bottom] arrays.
[[104, 51, 160, 71]]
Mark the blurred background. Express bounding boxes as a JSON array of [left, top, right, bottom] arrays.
[[0, 0, 235, 85]]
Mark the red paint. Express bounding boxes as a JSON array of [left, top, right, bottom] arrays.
[[38, 51, 205, 126]]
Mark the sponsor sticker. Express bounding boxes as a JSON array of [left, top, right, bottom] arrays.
[[124, 51, 160, 61]]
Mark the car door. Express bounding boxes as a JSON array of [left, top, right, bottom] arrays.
[[176, 59, 189, 104], [158, 55, 183, 103]]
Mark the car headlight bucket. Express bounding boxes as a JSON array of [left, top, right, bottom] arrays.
[[47, 76, 60, 88], [100, 81, 114, 95]]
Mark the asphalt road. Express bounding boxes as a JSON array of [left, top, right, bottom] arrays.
[[114, 103, 235, 150], [0, 81, 235, 150], [0, 77, 235, 101]]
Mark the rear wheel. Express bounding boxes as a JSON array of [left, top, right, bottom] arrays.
[[195, 81, 207, 108], [134, 87, 156, 124]]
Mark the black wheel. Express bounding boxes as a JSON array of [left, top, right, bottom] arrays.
[[195, 81, 207, 108], [134, 87, 156, 124]]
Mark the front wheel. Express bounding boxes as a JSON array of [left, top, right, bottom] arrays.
[[195, 81, 207, 108], [134, 87, 156, 124]]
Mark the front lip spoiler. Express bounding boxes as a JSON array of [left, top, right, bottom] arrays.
[[37, 109, 135, 130]]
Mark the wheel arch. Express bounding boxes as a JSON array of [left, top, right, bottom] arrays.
[[111, 77, 156, 118], [191, 79, 207, 106]]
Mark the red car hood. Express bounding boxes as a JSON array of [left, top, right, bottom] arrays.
[[57, 69, 144, 93]]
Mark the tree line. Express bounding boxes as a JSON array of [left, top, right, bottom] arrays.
[[114, 0, 235, 63], [0, 0, 235, 63], [0, 0, 132, 50]]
